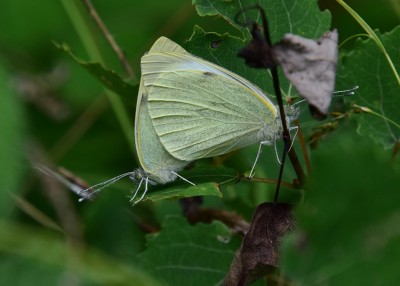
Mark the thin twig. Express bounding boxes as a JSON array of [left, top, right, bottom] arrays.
[[82, 0, 136, 81], [258, 7, 306, 189], [242, 176, 296, 189]]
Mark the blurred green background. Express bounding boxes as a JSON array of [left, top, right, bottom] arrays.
[[0, 0, 399, 285]]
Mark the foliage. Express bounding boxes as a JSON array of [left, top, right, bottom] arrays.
[[337, 27, 400, 149], [1, 0, 399, 285], [281, 132, 400, 285]]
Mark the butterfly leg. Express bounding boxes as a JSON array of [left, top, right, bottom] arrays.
[[275, 126, 299, 165], [288, 126, 299, 152], [249, 140, 273, 178], [171, 171, 195, 186], [130, 177, 144, 203], [79, 171, 134, 201], [133, 177, 149, 205]]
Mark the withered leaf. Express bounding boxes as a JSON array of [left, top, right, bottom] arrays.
[[273, 30, 338, 118], [238, 23, 277, 69], [224, 202, 295, 286]]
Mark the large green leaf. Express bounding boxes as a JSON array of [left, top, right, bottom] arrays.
[[188, 0, 331, 102], [193, 0, 331, 40], [337, 26, 400, 149], [281, 131, 400, 285], [137, 217, 241, 286]]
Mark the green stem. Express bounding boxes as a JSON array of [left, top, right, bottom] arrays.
[[337, 0, 400, 89], [60, 0, 135, 154]]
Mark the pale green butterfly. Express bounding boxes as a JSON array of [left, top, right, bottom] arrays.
[[39, 37, 296, 204], [141, 37, 298, 177], [131, 39, 196, 203]]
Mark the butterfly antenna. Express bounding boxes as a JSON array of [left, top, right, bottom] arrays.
[[292, 98, 307, 106], [333, 85, 359, 96], [80, 171, 134, 201], [292, 86, 359, 107]]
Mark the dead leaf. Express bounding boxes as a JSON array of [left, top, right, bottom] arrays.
[[273, 30, 338, 118], [238, 23, 277, 69], [224, 202, 295, 286]]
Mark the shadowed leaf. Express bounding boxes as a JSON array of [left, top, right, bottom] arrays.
[[281, 134, 400, 285], [137, 217, 241, 286]]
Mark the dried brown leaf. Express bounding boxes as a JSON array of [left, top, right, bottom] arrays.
[[224, 202, 295, 286]]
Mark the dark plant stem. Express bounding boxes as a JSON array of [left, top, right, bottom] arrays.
[[258, 7, 306, 196]]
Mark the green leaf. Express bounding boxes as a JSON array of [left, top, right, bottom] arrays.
[[54, 42, 137, 98], [193, 0, 331, 41], [336, 0, 400, 88], [188, 0, 331, 99], [144, 182, 222, 203], [137, 217, 241, 286], [0, 62, 25, 217], [0, 220, 162, 286], [0, 254, 62, 286], [337, 26, 400, 149], [280, 131, 400, 285], [142, 167, 239, 203]]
